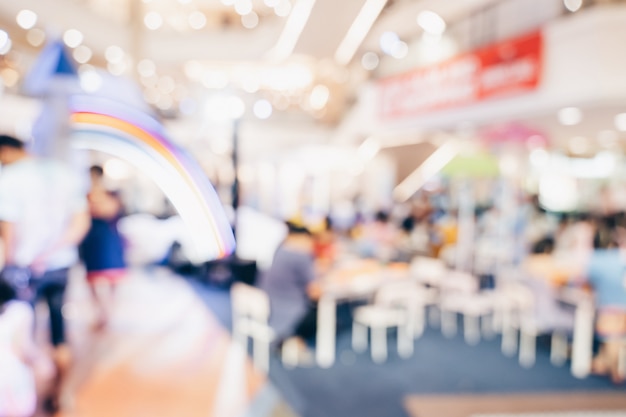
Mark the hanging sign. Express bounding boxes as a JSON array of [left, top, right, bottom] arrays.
[[379, 30, 543, 121]]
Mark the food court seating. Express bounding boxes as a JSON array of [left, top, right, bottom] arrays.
[[230, 282, 275, 372], [500, 279, 575, 368], [438, 270, 495, 345], [351, 281, 424, 363]]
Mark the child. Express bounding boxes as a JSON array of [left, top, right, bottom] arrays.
[[0, 281, 38, 417]]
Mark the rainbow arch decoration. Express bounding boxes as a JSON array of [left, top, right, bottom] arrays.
[[69, 94, 235, 263]]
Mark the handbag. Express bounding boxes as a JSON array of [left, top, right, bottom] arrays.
[[0, 265, 33, 301]]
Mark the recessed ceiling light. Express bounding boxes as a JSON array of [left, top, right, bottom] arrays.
[[105, 45, 124, 63], [390, 41, 408, 59], [253, 99, 273, 119], [234, 0, 253, 15], [0, 31, 9, 53], [361, 52, 379, 70], [557, 107, 582, 126], [63, 29, 83, 48], [188, 11, 207, 30], [16, 10, 37, 30], [144, 11, 163, 30], [137, 59, 156, 77], [564, 0, 583, 12], [274, 0, 292, 17], [26, 28, 45, 47], [241, 11, 259, 29], [309, 84, 330, 110], [73, 45, 92, 64], [380, 31, 399, 55], [417, 10, 446, 36]]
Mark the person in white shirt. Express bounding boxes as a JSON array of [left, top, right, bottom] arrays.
[[0, 134, 90, 411]]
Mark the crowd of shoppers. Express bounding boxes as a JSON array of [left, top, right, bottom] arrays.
[[0, 134, 128, 414]]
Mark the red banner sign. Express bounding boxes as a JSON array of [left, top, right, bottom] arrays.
[[379, 30, 543, 121]]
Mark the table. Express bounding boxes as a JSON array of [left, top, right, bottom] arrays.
[[314, 259, 409, 368], [556, 287, 595, 378]]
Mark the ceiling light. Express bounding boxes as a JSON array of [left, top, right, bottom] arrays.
[[274, 0, 292, 17], [156, 95, 173, 111], [417, 10, 446, 36], [234, 0, 253, 15], [253, 99, 273, 119], [107, 61, 127, 76], [73, 45, 92, 64], [557, 107, 582, 126], [63, 29, 83, 48], [144, 11, 163, 30], [104, 158, 132, 181], [530, 149, 550, 168], [390, 41, 408, 59], [137, 59, 156, 77], [615, 113, 626, 132], [105, 45, 124, 63], [205, 95, 245, 121], [80, 69, 103, 93], [16, 10, 37, 30], [27, 28, 46, 46], [1, 68, 19, 87], [242, 11, 259, 29], [379, 31, 399, 55], [361, 52, 380, 70], [0, 31, 10, 54], [334, 0, 388, 66], [188, 11, 207, 29], [309, 84, 330, 110], [267, 0, 315, 60], [564, 0, 583, 12]]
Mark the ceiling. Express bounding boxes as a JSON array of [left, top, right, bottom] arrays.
[[5, 0, 622, 164], [0, 0, 512, 128]]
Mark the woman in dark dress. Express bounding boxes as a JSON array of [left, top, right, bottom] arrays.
[[79, 165, 126, 330]]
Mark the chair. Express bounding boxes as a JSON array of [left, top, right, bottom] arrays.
[[438, 270, 496, 345], [409, 256, 447, 288], [351, 281, 424, 363], [230, 282, 275, 372], [618, 341, 626, 380], [409, 256, 446, 328], [500, 279, 575, 368]]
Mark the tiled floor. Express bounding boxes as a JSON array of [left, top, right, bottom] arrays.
[[43, 267, 294, 417]]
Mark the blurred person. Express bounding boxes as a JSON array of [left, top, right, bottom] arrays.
[[79, 165, 126, 330], [356, 210, 398, 261], [0, 134, 90, 410], [0, 281, 37, 417], [258, 221, 319, 361], [585, 227, 626, 383], [313, 216, 337, 272], [524, 226, 626, 383]]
